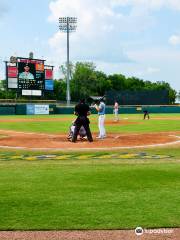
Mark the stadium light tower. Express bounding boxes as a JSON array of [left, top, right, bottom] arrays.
[[59, 17, 77, 106]]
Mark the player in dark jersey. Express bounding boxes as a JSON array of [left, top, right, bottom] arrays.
[[71, 99, 93, 143], [143, 109, 150, 120]]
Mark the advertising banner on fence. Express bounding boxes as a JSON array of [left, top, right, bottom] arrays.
[[26, 105, 49, 115], [34, 105, 49, 115], [26, 104, 35, 115]]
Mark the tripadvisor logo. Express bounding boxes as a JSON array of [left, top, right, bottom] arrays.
[[135, 227, 144, 236]]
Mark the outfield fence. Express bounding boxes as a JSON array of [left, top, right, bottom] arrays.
[[0, 103, 179, 115]]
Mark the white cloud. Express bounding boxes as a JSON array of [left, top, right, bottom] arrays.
[[0, 0, 8, 20], [110, 0, 180, 11], [127, 47, 180, 62], [122, 47, 180, 89], [47, 0, 180, 91], [169, 35, 180, 45], [147, 67, 160, 74], [47, 0, 157, 64], [48, 0, 180, 53]]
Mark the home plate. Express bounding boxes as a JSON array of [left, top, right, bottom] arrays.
[[114, 136, 120, 139]]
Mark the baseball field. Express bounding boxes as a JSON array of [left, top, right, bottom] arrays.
[[0, 113, 179, 238]]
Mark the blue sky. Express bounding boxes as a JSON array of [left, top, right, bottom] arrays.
[[0, 0, 180, 92]]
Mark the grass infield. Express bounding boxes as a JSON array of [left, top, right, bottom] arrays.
[[0, 113, 179, 230]]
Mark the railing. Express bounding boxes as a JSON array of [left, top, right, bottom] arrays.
[[0, 99, 57, 104]]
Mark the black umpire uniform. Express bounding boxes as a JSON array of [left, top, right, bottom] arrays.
[[72, 99, 93, 142]]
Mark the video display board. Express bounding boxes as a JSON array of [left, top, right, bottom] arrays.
[[18, 58, 44, 90], [6, 57, 54, 96]]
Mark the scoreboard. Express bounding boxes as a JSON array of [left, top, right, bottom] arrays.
[[6, 57, 54, 96]]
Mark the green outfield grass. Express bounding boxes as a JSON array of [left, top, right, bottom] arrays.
[[0, 113, 179, 134], [0, 113, 179, 230], [0, 147, 180, 230]]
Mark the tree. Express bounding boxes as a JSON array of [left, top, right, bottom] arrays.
[[0, 62, 177, 104], [53, 79, 66, 101], [126, 77, 145, 90], [154, 81, 176, 104], [59, 62, 74, 80], [108, 74, 126, 91], [177, 91, 180, 103], [70, 62, 97, 101], [95, 71, 111, 96]]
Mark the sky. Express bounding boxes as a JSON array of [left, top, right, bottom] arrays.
[[0, 0, 180, 91]]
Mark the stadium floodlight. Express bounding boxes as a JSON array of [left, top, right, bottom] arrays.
[[59, 17, 77, 106]]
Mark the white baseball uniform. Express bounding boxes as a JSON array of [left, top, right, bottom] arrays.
[[114, 102, 119, 121], [97, 101, 106, 138]]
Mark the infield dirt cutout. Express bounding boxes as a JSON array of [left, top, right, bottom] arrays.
[[0, 129, 179, 150]]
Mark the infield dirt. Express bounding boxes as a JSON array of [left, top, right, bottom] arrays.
[[0, 129, 179, 150]]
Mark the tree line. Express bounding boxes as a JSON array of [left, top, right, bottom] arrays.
[[57, 62, 177, 104], [0, 62, 178, 103]]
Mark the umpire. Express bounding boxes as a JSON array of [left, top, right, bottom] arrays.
[[72, 99, 93, 143]]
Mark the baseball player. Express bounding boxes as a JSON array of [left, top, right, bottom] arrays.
[[67, 121, 87, 141], [113, 100, 119, 121], [94, 98, 106, 139], [143, 109, 150, 120]]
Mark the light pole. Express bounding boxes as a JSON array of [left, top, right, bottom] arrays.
[[59, 17, 77, 106]]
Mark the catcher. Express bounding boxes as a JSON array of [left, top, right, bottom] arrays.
[[67, 121, 87, 141]]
